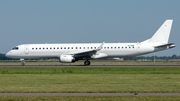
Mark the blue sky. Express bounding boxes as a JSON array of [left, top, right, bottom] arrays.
[[0, 0, 179, 56]]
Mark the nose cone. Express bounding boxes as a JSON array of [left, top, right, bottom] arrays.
[[5, 51, 11, 58], [5, 52, 9, 58]]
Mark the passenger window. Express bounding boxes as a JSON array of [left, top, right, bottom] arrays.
[[54, 47, 55, 49], [61, 47, 62, 49], [118, 47, 120, 49], [64, 47, 66, 49], [68, 47, 70, 49], [46, 48, 48, 49], [104, 47, 106, 49], [122, 47, 123, 49], [114, 47, 116, 49], [43, 48, 45, 50], [107, 47, 109, 49], [84, 47, 85, 49], [71, 47, 73, 49], [50, 48, 52, 49], [76, 47, 78, 49], [32, 48, 34, 50], [79, 47, 81, 49], [94, 47, 96, 49], [36, 48, 38, 50], [91, 47, 93, 49], [57, 47, 59, 49]]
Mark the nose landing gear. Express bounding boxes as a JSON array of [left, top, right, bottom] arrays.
[[20, 59, 25, 66], [21, 61, 25, 66], [84, 60, 90, 66]]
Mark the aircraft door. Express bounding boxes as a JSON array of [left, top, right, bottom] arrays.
[[137, 43, 141, 53], [24, 45, 29, 54]]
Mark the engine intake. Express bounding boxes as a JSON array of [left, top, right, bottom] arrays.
[[59, 55, 75, 63]]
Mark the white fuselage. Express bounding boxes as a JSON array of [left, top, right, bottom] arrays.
[[5, 42, 155, 59]]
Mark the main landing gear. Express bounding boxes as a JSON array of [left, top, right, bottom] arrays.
[[84, 60, 90, 66]]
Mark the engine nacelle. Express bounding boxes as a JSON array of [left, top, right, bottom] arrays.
[[59, 55, 75, 63]]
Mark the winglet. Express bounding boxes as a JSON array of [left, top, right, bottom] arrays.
[[97, 42, 105, 51]]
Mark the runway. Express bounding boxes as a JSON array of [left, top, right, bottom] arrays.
[[0, 93, 180, 96], [0, 65, 180, 68]]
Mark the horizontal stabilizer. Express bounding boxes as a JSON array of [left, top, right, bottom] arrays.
[[155, 43, 175, 49]]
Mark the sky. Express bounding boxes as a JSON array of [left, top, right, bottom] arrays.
[[0, 0, 179, 56]]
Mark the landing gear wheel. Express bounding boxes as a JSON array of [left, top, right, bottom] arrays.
[[84, 60, 90, 66], [21, 61, 25, 66]]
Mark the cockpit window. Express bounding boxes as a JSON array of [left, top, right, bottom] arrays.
[[12, 47, 19, 50]]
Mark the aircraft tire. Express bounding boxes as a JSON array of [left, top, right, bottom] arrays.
[[84, 60, 90, 66], [21, 62, 25, 66]]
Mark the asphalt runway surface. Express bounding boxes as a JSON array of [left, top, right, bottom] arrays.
[[0, 93, 180, 96], [0, 65, 180, 68]]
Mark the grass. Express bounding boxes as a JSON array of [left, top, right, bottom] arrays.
[[1, 96, 180, 101], [0, 68, 180, 93], [0, 61, 180, 65], [1, 67, 180, 74]]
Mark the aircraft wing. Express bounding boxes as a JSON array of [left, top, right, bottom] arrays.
[[73, 42, 105, 59]]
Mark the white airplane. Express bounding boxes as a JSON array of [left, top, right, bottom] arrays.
[[6, 20, 175, 66]]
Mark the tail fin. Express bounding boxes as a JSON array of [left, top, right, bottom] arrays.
[[149, 20, 173, 45]]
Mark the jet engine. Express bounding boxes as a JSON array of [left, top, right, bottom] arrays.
[[59, 55, 75, 63]]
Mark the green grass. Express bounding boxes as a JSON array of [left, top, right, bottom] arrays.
[[0, 68, 180, 93], [1, 96, 180, 101], [1, 67, 180, 74], [0, 61, 180, 65]]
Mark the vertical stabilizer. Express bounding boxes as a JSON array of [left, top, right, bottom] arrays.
[[149, 20, 173, 45]]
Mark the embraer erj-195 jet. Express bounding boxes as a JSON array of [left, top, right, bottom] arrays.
[[6, 20, 175, 66]]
